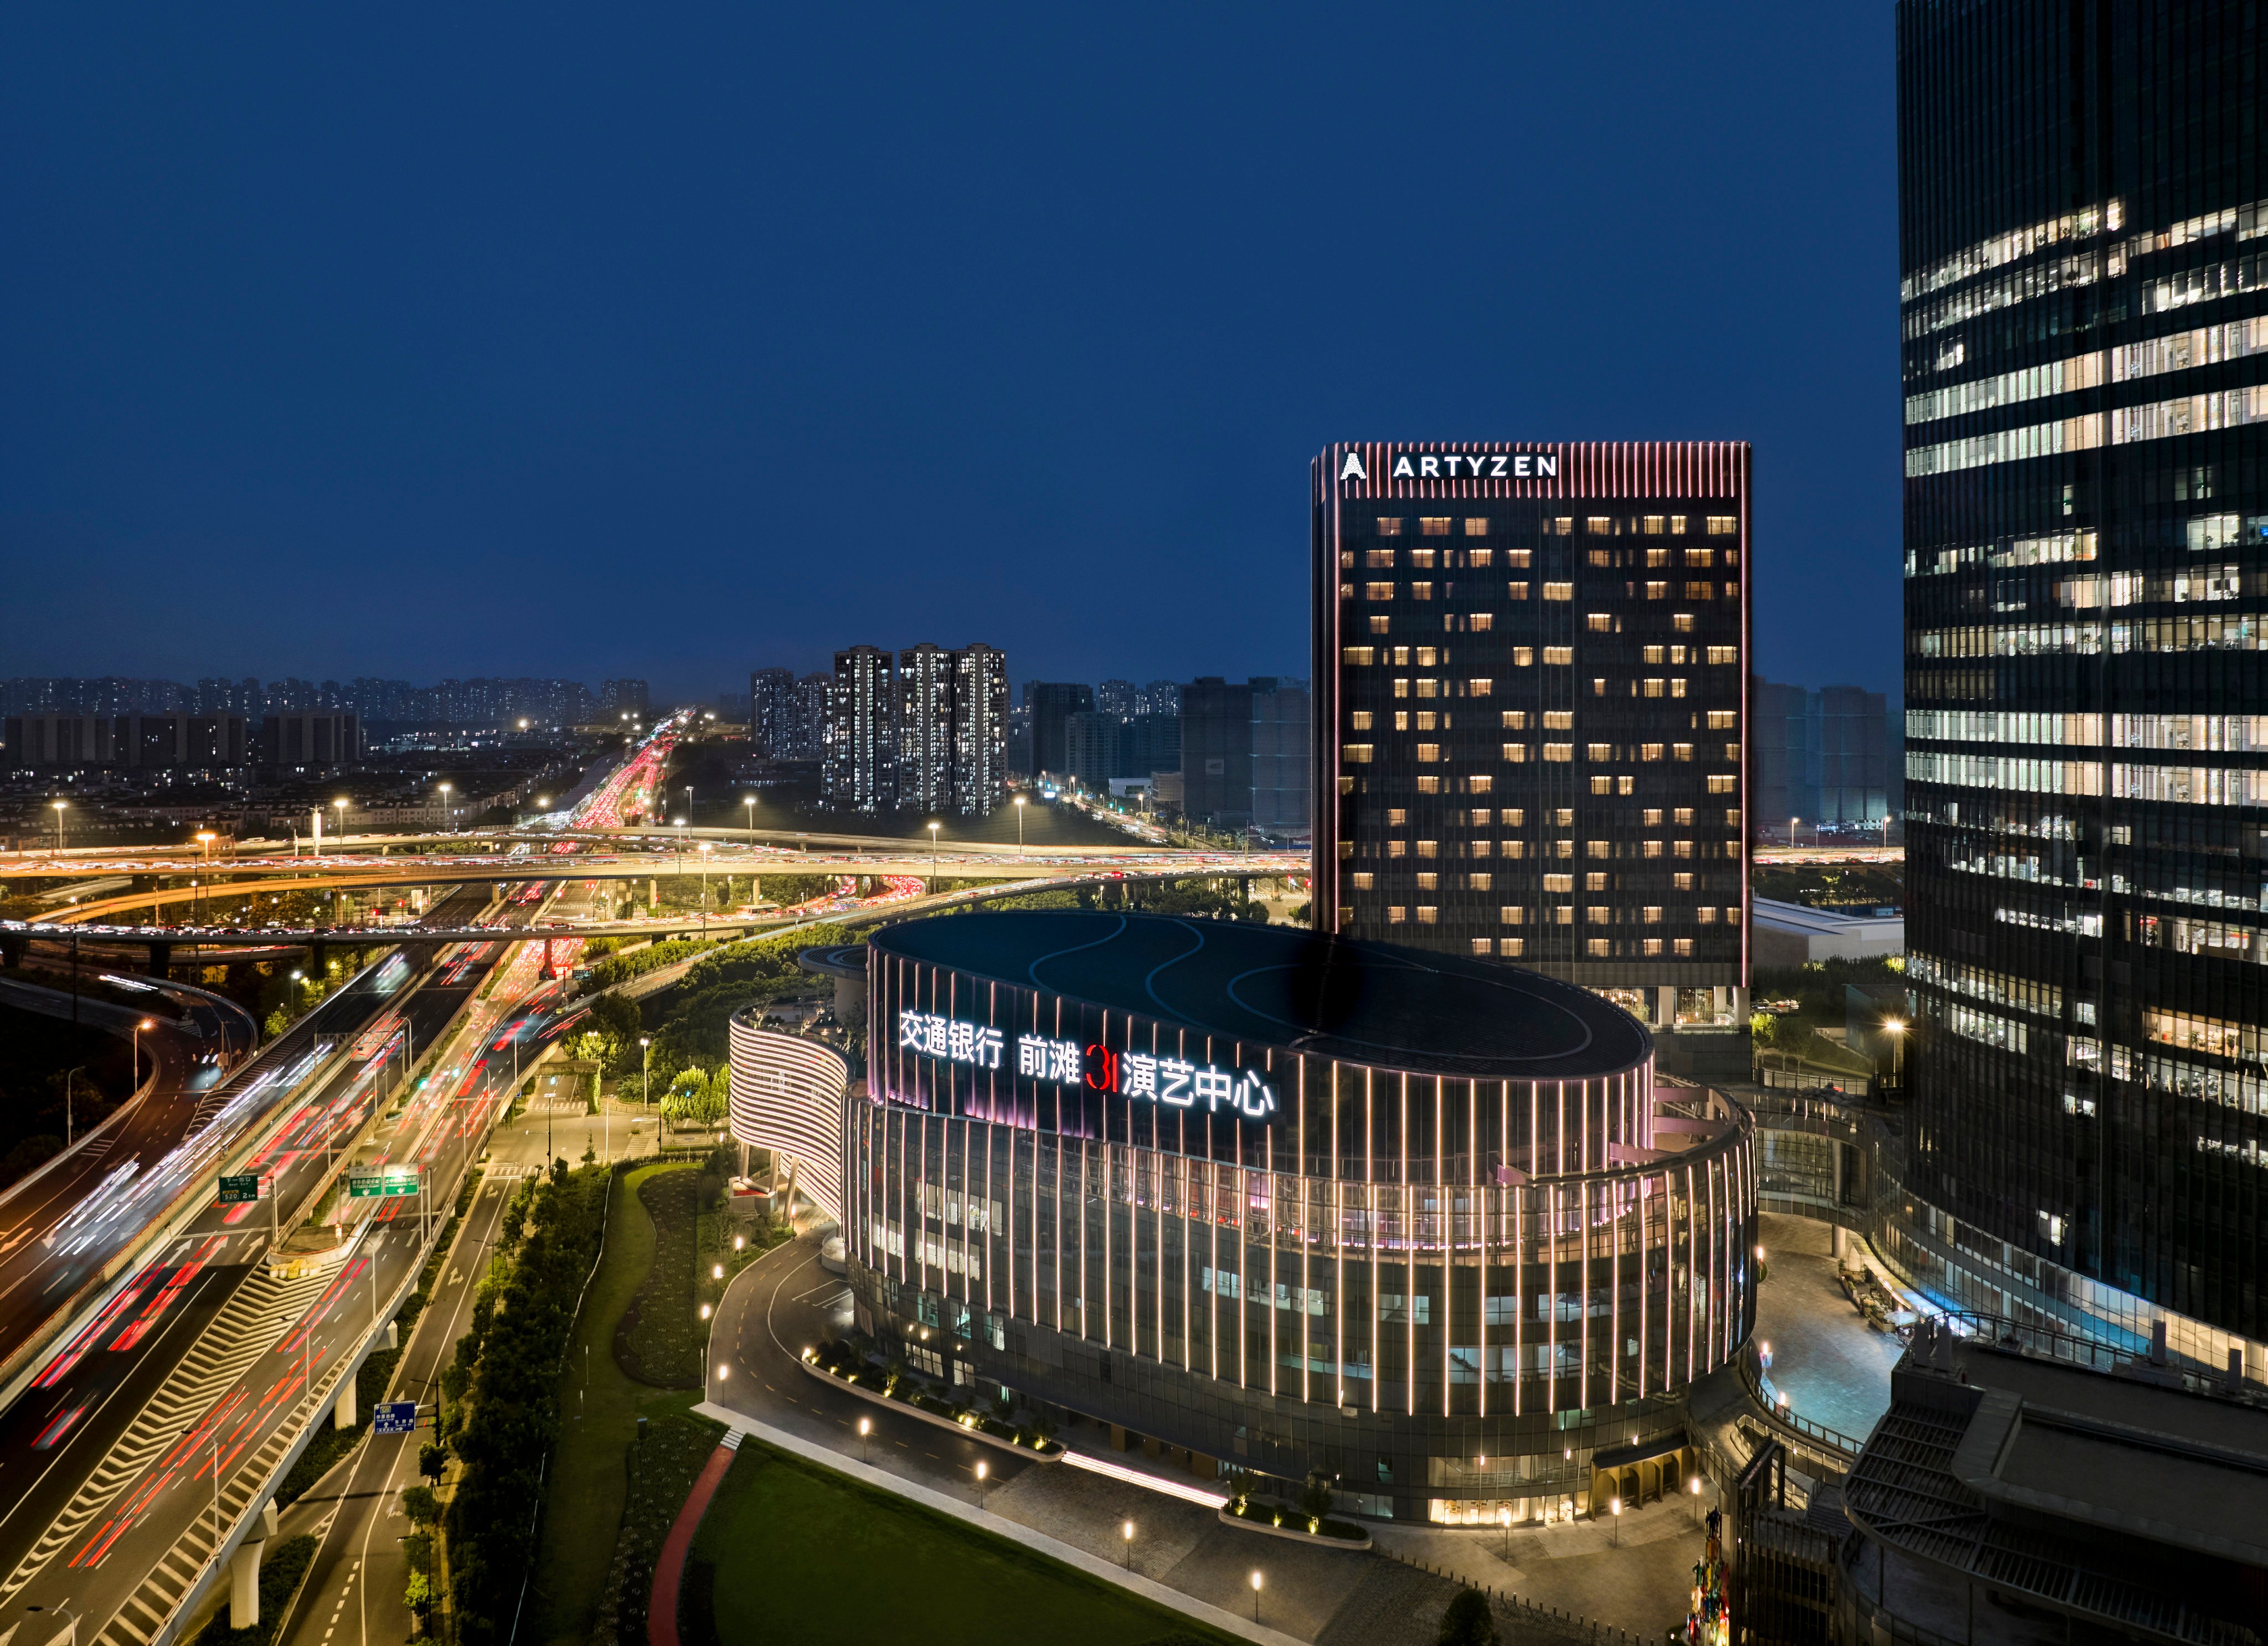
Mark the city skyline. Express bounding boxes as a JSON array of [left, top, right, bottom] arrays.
[[0, 3, 1898, 704]]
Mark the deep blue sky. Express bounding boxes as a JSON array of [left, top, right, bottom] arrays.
[[1, 4, 1900, 705]]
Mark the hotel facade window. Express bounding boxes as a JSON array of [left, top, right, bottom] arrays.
[[1900, 0, 2268, 1349], [1312, 443, 1752, 1029]]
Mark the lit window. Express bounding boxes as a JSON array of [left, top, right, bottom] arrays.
[[1707, 775, 1737, 793], [1586, 938, 1611, 956], [1673, 808, 1694, 825], [1394, 711, 1410, 731], [1641, 580, 1664, 599], [1724, 808, 1741, 828], [1416, 776, 1441, 793], [1410, 582, 1434, 601], [1586, 840, 1610, 859], [1502, 937, 1524, 955], [1377, 517, 1404, 536], [1414, 679, 1439, 699], [1544, 743, 1572, 762], [1724, 742, 1740, 760], [1413, 710, 1436, 730], [1387, 808, 1408, 824], [1617, 775, 1635, 794], [1684, 548, 1715, 569], [1342, 646, 1375, 664], [1470, 938, 1493, 957], [1508, 581, 1530, 600], [1642, 646, 1665, 664], [1643, 809, 1663, 825], [1507, 549, 1532, 567], [1643, 840, 1664, 858], [1350, 711, 1373, 730], [1642, 515, 1666, 534], [1393, 647, 1411, 664], [1502, 710, 1525, 729], [1551, 518, 1573, 535], [1672, 872, 1693, 891], [1464, 518, 1489, 536], [1590, 775, 1613, 794], [1586, 517, 1613, 535], [1369, 616, 1390, 633], [1673, 613, 1695, 632], [1586, 613, 1612, 632], [1421, 517, 1451, 536], [1543, 582, 1573, 601], [1468, 678, 1493, 696], [1501, 742, 1527, 762], [1707, 515, 1737, 535], [1415, 647, 1438, 665], [1724, 906, 1742, 925], [1468, 809, 1491, 827], [1468, 773, 1493, 793], [1643, 938, 1664, 956], [1543, 646, 1573, 665], [1589, 548, 1614, 567], [1706, 710, 1736, 729], [1416, 906, 1439, 924], [1499, 808, 1524, 826], [1698, 906, 1718, 923], [1641, 742, 1664, 761], [1646, 548, 1671, 569], [1466, 547, 1493, 567], [1416, 840, 1439, 858], [1643, 906, 1663, 923], [1393, 678, 1409, 698], [1513, 647, 1534, 667], [1684, 581, 1713, 601], [1671, 679, 1688, 698], [1341, 743, 1373, 763], [1415, 872, 1438, 890], [1673, 742, 1693, 761], [1388, 906, 1407, 923], [1501, 905, 1525, 926], [1674, 938, 1693, 956], [1707, 646, 1739, 664], [1585, 871, 1607, 891], [1468, 873, 1492, 890], [1554, 906, 1574, 925], [1586, 742, 1612, 761], [1366, 549, 1395, 567], [1468, 612, 1494, 631], [1504, 840, 1527, 859], [1351, 872, 1373, 890], [1543, 874, 1573, 893], [1388, 840, 1408, 858], [1542, 711, 1572, 729], [1416, 742, 1440, 762], [1643, 679, 1666, 698]]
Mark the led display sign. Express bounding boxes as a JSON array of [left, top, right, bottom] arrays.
[[897, 1009, 1278, 1122], [1337, 449, 1559, 483]]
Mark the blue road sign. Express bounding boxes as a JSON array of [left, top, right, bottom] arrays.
[[374, 1401, 419, 1435]]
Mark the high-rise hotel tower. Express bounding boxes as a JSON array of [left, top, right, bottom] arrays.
[[1900, 0, 2267, 1354], [1312, 443, 1752, 1031]]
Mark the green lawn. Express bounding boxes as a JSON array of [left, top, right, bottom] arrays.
[[619, 1168, 701, 1386], [684, 1443, 1235, 1646], [529, 1163, 710, 1646]]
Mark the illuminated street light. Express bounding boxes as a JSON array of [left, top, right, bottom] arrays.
[[1250, 1572, 1262, 1623], [333, 797, 349, 850], [927, 820, 940, 892], [858, 1417, 870, 1461], [744, 793, 757, 853], [1014, 794, 1026, 859], [1690, 1475, 1703, 1524], [976, 1461, 989, 1508], [1121, 1519, 1133, 1566], [1611, 1496, 1623, 1546], [439, 782, 453, 830], [49, 798, 66, 857]]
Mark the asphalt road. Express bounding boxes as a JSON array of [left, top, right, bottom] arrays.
[[0, 884, 581, 1646]]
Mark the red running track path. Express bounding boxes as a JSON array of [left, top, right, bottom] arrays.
[[648, 1441, 736, 1646]]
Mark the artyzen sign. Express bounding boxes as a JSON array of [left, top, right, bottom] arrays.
[[896, 1009, 1279, 1122], [1338, 450, 1559, 483]]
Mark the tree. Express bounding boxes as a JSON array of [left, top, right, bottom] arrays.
[[1298, 1468, 1337, 1519], [1439, 1588, 1499, 1646], [402, 1485, 441, 1526], [419, 1441, 447, 1482]]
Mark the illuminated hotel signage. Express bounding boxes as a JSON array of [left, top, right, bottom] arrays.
[[1337, 450, 1559, 483], [896, 1009, 1279, 1122]]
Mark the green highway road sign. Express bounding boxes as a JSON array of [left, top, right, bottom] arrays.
[[346, 1169, 419, 1199], [217, 1174, 261, 1204]]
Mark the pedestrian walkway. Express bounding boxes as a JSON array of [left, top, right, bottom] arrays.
[[646, 1439, 737, 1646]]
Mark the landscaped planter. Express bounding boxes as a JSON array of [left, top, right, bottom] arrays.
[[1216, 1501, 1372, 1550], [797, 1349, 1065, 1462]]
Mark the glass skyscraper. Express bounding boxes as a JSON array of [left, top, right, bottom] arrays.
[[1899, 0, 2266, 1352]]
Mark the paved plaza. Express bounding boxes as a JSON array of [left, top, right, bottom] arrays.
[[1751, 1213, 1905, 1444]]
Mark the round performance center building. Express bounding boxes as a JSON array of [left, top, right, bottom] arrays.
[[811, 910, 1753, 1524]]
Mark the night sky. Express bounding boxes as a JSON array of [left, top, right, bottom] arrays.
[[1, 5, 1900, 704]]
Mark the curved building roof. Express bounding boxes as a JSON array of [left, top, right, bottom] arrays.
[[869, 910, 1648, 1083]]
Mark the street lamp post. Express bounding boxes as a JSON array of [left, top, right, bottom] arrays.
[[927, 821, 940, 893], [1884, 1018, 1906, 1087], [132, 1017, 154, 1096], [1690, 1475, 1703, 1525], [50, 798, 66, 858], [1788, 814, 1800, 849], [1250, 1572, 1262, 1624], [976, 1461, 989, 1508], [641, 1036, 652, 1117], [1121, 1519, 1133, 1567], [64, 1065, 85, 1147], [439, 783, 453, 832], [744, 793, 757, 854], [1611, 1495, 1623, 1546], [858, 1416, 870, 1462], [699, 841, 713, 933], [1014, 794, 1025, 860], [333, 797, 349, 853]]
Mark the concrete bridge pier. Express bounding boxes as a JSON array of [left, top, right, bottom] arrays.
[[145, 940, 174, 977], [310, 940, 330, 978], [334, 1366, 358, 1430], [0, 933, 24, 968], [230, 1500, 280, 1627]]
